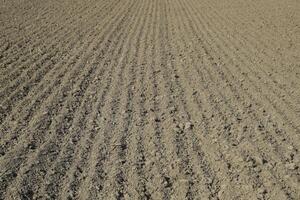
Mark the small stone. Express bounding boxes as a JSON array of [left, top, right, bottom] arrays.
[[285, 163, 298, 170], [154, 117, 160, 122], [174, 127, 183, 134], [0, 148, 4, 156], [254, 167, 262, 173], [257, 124, 264, 131], [258, 187, 267, 195], [177, 123, 185, 130], [184, 122, 194, 130], [28, 143, 36, 150], [236, 116, 242, 121], [169, 106, 177, 114], [207, 178, 213, 184], [254, 156, 268, 165], [284, 152, 294, 161], [245, 156, 257, 167], [77, 166, 83, 173], [287, 145, 295, 150]]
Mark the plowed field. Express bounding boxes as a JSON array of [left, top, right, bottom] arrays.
[[0, 0, 299, 199]]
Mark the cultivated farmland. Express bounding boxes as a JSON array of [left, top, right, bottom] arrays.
[[0, 0, 299, 199]]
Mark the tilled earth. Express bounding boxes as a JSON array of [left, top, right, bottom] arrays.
[[0, 0, 300, 199]]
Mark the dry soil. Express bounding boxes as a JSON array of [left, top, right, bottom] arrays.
[[0, 0, 300, 199]]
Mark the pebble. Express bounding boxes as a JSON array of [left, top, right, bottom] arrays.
[[174, 127, 183, 134], [28, 143, 37, 150], [207, 178, 213, 184], [154, 117, 160, 122], [169, 106, 177, 114], [177, 123, 185, 130], [254, 156, 268, 165], [285, 163, 298, 170], [258, 187, 267, 195], [184, 122, 194, 130], [0, 149, 4, 156]]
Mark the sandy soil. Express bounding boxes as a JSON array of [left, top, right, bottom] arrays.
[[0, 0, 299, 199]]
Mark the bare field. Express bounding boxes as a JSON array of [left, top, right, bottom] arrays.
[[0, 0, 299, 199]]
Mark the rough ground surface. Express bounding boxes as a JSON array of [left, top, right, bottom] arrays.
[[0, 0, 300, 199]]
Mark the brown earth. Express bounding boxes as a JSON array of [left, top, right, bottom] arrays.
[[0, 0, 300, 199]]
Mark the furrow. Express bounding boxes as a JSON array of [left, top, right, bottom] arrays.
[[0, 0, 133, 155], [189, 0, 300, 126], [56, 13, 134, 198], [186, 0, 300, 156], [92, 1, 150, 198], [0, 0, 92, 68], [199, 0, 300, 114], [0, 0, 137, 197], [110, 0, 152, 198], [205, 0, 300, 83], [170, 1, 287, 198], [178, 0, 299, 198], [1, 0, 299, 199], [124, 0, 155, 198], [0, 0, 118, 104], [0, 0, 101, 67], [31, 3, 137, 198], [67, 1, 144, 199], [163, 1, 223, 198], [141, 0, 176, 198]]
